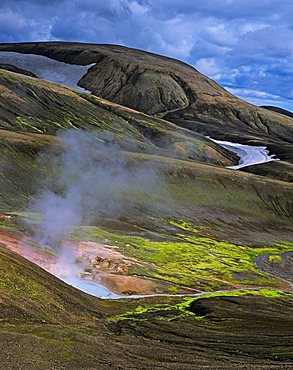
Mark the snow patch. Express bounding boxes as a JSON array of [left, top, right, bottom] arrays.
[[208, 137, 279, 169], [0, 51, 95, 93]]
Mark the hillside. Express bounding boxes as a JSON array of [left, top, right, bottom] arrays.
[[0, 42, 293, 369], [0, 243, 292, 370], [261, 105, 293, 118], [0, 42, 292, 162], [0, 69, 236, 167], [0, 70, 292, 238]]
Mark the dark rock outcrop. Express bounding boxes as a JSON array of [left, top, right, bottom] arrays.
[[242, 160, 293, 182]]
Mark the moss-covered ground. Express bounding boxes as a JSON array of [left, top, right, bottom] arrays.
[[108, 289, 291, 322], [72, 220, 293, 292]]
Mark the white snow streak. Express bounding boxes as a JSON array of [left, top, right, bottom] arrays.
[[0, 51, 95, 93]]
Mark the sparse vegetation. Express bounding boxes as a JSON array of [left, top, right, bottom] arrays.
[[72, 221, 293, 291], [109, 289, 291, 322], [0, 43, 292, 369]]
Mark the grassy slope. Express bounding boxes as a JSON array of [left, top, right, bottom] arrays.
[[0, 244, 293, 369], [0, 42, 292, 155], [1, 127, 292, 240], [0, 66, 293, 368], [1, 69, 292, 236], [0, 69, 236, 166]]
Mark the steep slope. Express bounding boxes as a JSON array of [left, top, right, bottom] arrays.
[[0, 42, 292, 162], [0, 244, 293, 369], [0, 69, 292, 242], [0, 69, 236, 167]]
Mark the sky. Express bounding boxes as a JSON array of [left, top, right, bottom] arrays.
[[1, 0, 293, 111]]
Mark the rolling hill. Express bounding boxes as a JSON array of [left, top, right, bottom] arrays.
[[0, 42, 292, 156], [0, 42, 293, 369]]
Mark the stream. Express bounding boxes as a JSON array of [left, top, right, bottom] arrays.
[[209, 137, 278, 169]]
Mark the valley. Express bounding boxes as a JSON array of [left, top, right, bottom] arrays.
[[0, 42, 292, 369]]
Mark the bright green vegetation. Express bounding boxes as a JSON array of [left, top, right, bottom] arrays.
[[268, 255, 283, 263], [0, 221, 17, 229], [109, 289, 291, 322], [72, 220, 293, 291], [16, 116, 44, 133]]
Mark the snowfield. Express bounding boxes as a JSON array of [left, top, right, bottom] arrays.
[[0, 51, 95, 92], [210, 138, 278, 169]]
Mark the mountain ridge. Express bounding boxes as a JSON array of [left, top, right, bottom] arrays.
[[0, 42, 292, 163], [261, 105, 293, 119]]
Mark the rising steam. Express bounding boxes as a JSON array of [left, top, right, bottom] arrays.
[[29, 129, 164, 247]]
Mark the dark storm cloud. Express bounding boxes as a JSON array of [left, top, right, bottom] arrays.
[[0, 0, 292, 110]]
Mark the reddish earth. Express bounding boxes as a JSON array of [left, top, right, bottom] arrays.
[[78, 241, 159, 294], [0, 229, 56, 272], [0, 228, 158, 295]]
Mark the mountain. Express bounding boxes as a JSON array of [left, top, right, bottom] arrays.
[[0, 42, 292, 162], [1, 69, 292, 239], [0, 68, 237, 165]]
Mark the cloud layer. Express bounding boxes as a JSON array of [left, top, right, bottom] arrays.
[[1, 0, 292, 110]]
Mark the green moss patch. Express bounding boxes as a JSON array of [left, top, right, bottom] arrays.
[[0, 220, 17, 229], [72, 220, 293, 291], [108, 289, 291, 322]]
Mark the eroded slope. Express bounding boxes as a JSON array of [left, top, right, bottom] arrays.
[[0, 69, 236, 167], [0, 42, 292, 157]]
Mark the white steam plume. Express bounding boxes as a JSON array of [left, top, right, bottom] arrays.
[[29, 129, 164, 247]]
